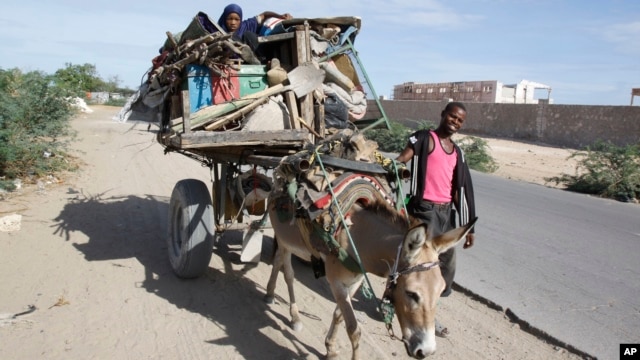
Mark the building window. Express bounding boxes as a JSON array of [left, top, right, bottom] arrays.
[[416, 88, 422, 94], [467, 87, 473, 92], [404, 86, 413, 93], [439, 87, 447, 93], [483, 86, 493, 92], [427, 88, 433, 93]]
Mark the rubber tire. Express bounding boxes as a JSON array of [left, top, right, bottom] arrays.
[[168, 179, 215, 278]]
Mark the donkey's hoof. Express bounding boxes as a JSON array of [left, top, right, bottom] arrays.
[[291, 320, 303, 332], [326, 352, 339, 360], [264, 295, 275, 304]]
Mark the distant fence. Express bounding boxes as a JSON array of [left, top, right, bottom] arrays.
[[373, 100, 640, 149], [88, 92, 124, 104]]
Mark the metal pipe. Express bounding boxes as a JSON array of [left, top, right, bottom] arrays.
[[205, 152, 310, 172], [243, 155, 283, 169], [248, 155, 310, 172]]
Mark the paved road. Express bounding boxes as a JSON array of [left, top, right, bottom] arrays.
[[454, 171, 640, 360]]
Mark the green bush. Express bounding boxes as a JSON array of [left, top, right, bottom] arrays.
[[457, 136, 499, 173], [365, 120, 438, 153], [365, 121, 413, 153], [0, 179, 16, 191], [416, 120, 437, 131], [0, 68, 78, 189], [545, 141, 640, 202]]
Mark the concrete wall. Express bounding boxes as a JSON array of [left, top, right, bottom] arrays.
[[374, 100, 640, 149]]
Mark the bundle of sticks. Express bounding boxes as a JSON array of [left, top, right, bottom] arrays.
[[149, 32, 259, 89]]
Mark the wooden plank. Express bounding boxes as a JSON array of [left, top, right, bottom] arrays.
[[314, 96, 325, 140], [294, 23, 316, 143], [257, 32, 295, 43], [284, 91, 300, 129], [173, 129, 310, 148], [173, 100, 252, 131], [170, 95, 181, 120], [294, 26, 308, 64], [181, 90, 191, 134], [203, 97, 269, 131]]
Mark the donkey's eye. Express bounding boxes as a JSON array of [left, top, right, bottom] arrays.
[[405, 291, 421, 303]]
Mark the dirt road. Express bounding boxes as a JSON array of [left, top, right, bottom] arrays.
[[0, 106, 582, 359]]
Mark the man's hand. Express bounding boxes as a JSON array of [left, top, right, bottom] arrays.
[[463, 233, 475, 249]]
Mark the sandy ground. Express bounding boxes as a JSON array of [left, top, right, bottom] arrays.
[[0, 105, 584, 359], [470, 137, 578, 189]]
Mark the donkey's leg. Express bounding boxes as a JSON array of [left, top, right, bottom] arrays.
[[264, 241, 303, 331], [325, 265, 364, 360], [344, 279, 364, 360], [281, 250, 303, 331], [326, 285, 363, 360], [264, 239, 284, 304], [325, 305, 344, 359]]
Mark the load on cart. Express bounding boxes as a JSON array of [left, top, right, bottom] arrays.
[[120, 11, 403, 275]]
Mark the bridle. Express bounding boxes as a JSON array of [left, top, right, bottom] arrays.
[[380, 243, 440, 339]]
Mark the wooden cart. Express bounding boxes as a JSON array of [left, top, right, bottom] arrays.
[[154, 16, 392, 278]]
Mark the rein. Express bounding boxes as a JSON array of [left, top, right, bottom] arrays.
[[381, 242, 440, 339]]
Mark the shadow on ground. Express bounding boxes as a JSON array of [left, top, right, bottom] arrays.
[[52, 191, 332, 359], [51, 190, 389, 357]]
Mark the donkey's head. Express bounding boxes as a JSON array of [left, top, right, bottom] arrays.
[[383, 217, 477, 358]]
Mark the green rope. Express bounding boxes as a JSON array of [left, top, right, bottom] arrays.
[[314, 147, 376, 300], [380, 298, 396, 325], [311, 221, 361, 274], [391, 160, 410, 223]]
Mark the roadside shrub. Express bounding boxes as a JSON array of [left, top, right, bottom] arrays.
[[457, 136, 499, 173], [0, 68, 77, 189], [366, 120, 437, 153], [365, 121, 412, 153], [416, 120, 437, 131], [545, 141, 640, 202], [0, 179, 16, 191]]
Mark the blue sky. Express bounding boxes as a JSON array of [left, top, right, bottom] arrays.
[[1, 0, 638, 105]]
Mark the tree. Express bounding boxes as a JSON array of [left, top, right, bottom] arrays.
[[104, 75, 122, 93], [53, 63, 105, 96]]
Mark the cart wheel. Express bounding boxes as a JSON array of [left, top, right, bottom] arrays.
[[168, 179, 215, 278]]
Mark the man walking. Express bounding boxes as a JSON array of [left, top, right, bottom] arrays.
[[395, 101, 477, 337]]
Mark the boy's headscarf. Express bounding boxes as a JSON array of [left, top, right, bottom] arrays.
[[217, 4, 243, 33]]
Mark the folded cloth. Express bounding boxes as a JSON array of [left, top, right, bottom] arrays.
[[323, 83, 367, 118]]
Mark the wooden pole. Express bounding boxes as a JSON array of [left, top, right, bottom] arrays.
[[203, 97, 269, 131]]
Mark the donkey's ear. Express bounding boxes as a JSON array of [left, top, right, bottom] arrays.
[[431, 217, 478, 254], [403, 224, 429, 261]]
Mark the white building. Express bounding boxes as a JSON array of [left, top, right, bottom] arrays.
[[393, 79, 553, 104], [500, 80, 553, 104]]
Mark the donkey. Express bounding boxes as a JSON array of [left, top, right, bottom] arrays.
[[264, 189, 476, 359]]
